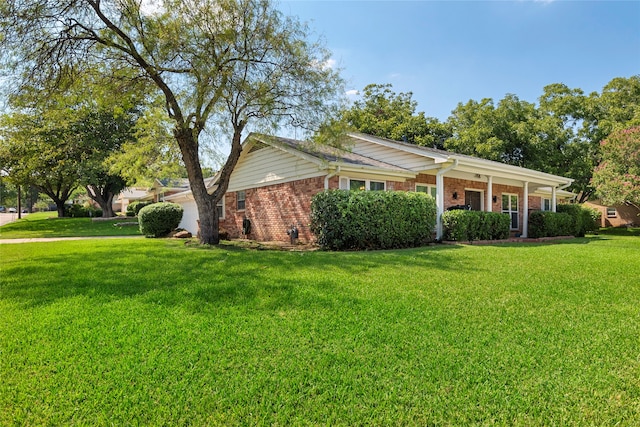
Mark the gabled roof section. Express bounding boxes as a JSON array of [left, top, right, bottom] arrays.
[[248, 133, 416, 178], [346, 132, 574, 187], [347, 132, 450, 164]]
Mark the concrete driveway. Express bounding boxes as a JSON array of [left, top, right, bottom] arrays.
[[0, 212, 26, 227]]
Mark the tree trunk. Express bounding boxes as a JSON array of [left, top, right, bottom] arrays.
[[86, 185, 117, 217], [55, 200, 66, 218], [174, 123, 244, 245]]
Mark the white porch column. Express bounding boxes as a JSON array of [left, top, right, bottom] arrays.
[[435, 160, 458, 240], [522, 181, 529, 238], [486, 176, 493, 212], [551, 186, 557, 212], [436, 172, 445, 240]]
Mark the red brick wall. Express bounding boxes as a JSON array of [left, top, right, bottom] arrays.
[[219, 177, 325, 242], [584, 201, 640, 227], [219, 173, 552, 242]]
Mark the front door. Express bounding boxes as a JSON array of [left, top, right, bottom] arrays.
[[465, 190, 482, 211]]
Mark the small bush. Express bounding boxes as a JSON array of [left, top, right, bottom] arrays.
[[310, 190, 437, 250], [138, 202, 183, 238], [442, 210, 510, 242], [127, 201, 154, 217]]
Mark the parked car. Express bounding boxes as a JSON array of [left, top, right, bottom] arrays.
[[0, 206, 5, 213], [8, 207, 17, 213]]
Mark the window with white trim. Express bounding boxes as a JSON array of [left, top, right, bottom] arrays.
[[217, 197, 225, 219], [340, 177, 386, 191], [542, 198, 551, 211], [236, 190, 246, 210], [416, 184, 437, 199], [502, 194, 519, 230], [606, 207, 617, 218]]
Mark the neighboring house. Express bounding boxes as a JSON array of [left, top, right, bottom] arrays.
[[169, 132, 575, 243], [114, 178, 190, 215], [584, 200, 639, 228], [113, 187, 149, 214]]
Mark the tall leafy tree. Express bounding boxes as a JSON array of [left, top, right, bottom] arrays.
[[591, 127, 640, 208], [0, 70, 147, 217], [74, 107, 139, 217], [1, 0, 344, 244], [340, 83, 451, 148], [538, 76, 640, 201], [446, 94, 542, 168], [0, 110, 83, 217]]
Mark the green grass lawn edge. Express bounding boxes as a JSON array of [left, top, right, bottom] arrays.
[[0, 212, 141, 238], [1, 235, 639, 425]]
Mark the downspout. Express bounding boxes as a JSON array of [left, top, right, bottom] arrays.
[[324, 166, 341, 190], [436, 159, 459, 240]]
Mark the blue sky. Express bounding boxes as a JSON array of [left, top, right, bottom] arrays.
[[279, 0, 640, 121]]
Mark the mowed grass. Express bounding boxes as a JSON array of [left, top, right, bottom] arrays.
[[1, 234, 639, 425], [0, 212, 140, 238]]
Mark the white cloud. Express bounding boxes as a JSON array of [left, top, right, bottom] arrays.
[[345, 89, 359, 97], [324, 58, 337, 69]]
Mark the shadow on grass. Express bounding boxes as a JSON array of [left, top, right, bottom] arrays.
[[1, 239, 466, 311]]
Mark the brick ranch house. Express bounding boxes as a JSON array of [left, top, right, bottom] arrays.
[[165, 132, 575, 243]]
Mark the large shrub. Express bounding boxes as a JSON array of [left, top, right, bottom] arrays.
[[557, 204, 599, 237], [127, 200, 154, 217], [310, 190, 436, 250], [442, 210, 510, 242], [528, 211, 573, 238], [138, 202, 183, 238]]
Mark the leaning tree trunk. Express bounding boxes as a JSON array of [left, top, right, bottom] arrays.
[[175, 127, 219, 244], [175, 123, 245, 245]]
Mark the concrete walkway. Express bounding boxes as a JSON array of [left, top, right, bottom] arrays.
[[0, 235, 144, 244]]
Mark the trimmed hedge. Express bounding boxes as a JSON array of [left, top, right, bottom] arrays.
[[138, 202, 183, 238], [127, 201, 154, 217], [310, 190, 437, 250], [528, 211, 573, 238], [442, 210, 510, 242], [557, 204, 599, 237], [529, 204, 600, 238]]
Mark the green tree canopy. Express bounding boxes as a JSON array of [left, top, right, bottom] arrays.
[[339, 83, 451, 148], [1, 0, 344, 244], [591, 127, 640, 208]]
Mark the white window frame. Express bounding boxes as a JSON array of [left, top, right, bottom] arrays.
[[339, 177, 386, 191], [606, 207, 617, 218], [416, 184, 437, 199], [217, 196, 225, 219], [236, 190, 246, 211], [542, 198, 551, 211], [502, 193, 519, 230]]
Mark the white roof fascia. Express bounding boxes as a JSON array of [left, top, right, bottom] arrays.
[[337, 164, 417, 180], [450, 155, 573, 187]]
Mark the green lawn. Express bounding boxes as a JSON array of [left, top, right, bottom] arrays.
[[0, 212, 140, 238], [1, 234, 639, 425]]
